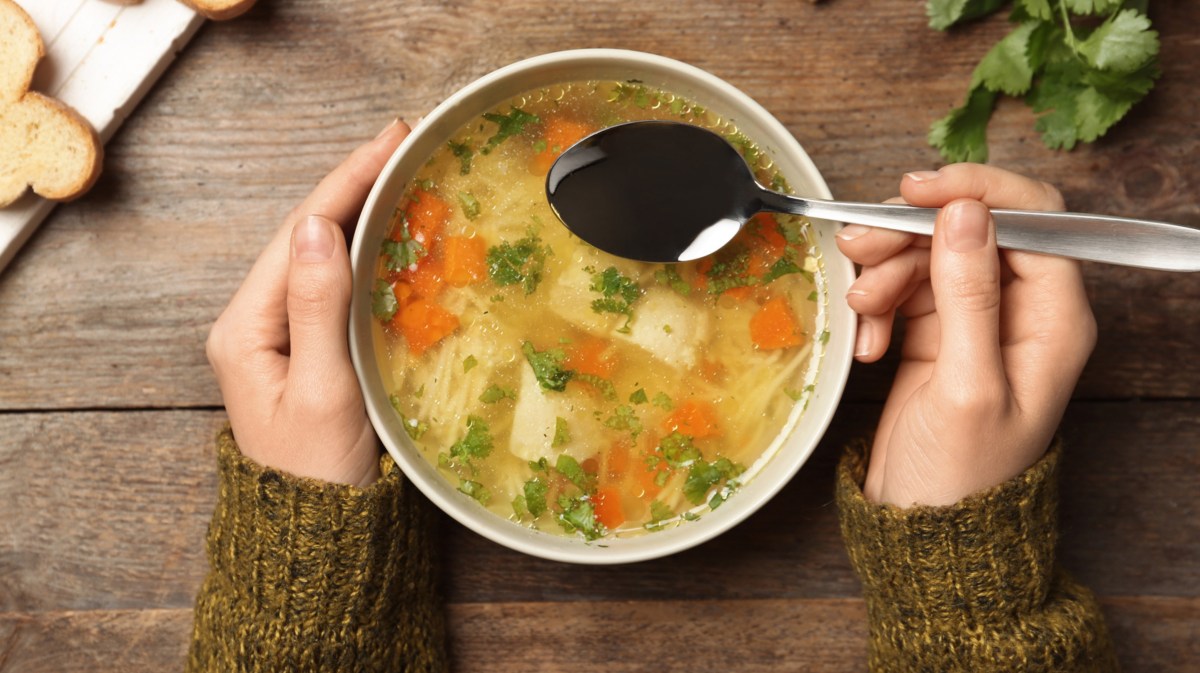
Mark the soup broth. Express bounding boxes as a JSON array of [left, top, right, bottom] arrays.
[[372, 81, 826, 540]]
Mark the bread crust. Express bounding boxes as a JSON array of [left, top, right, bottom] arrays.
[[0, 0, 104, 206], [179, 0, 258, 21]]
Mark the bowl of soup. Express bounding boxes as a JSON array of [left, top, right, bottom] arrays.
[[349, 49, 855, 563]]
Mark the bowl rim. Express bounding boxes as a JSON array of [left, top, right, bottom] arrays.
[[349, 48, 855, 564]]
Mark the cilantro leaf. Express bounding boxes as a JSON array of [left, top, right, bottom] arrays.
[[553, 416, 571, 447], [555, 454, 592, 492], [389, 394, 429, 440], [381, 236, 427, 271], [588, 266, 642, 332], [1076, 9, 1159, 73], [604, 405, 643, 440], [487, 230, 550, 295], [458, 480, 489, 504], [458, 191, 482, 221], [929, 86, 998, 163], [449, 415, 493, 462], [556, 496, 603, 540], [1016, 0, 1052, 21], [1063, 0, 1123, 14], [447, 140, 473, 175], [524, 477, 548, 517], [521, 341, 574, 392], [926, 0, 1007, 30], [482, 108, 540, 155], [972, 21, 1039, 96], [479, 384, 516, 404], [371, 280, 398, 321], [629, 388, 649, 405]]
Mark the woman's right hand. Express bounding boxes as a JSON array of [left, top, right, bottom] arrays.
[[835, 163, 1097, 507]]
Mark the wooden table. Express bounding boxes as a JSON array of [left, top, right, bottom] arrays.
[[1, 1, 1196, 670]]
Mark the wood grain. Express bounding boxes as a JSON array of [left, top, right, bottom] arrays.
[[0, 0, 1197, 409], [0, 1, 1197, 671]]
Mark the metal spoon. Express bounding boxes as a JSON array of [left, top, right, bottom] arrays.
[[545, 120, 1200, 271]]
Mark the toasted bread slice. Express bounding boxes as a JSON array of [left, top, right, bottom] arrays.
[[181, 0, 258, 21], [0, 0, 103, 206]]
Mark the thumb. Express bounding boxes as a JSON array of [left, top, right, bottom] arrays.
[[929, 198, 1005, 393], [286, 214, 354, 390]]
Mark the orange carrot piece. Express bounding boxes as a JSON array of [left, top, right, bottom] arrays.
[[750, 296, 804, 350], [592, 486, 626, 530], [402, 256, 445, 300], [602, 440, 631, 484], [398, 299, 459, 355], [443, 236, 488, 287], [661, 399, 721, 439], [397, 190, 449, 249], [531, 118, 594, 175], [721, 285, 754, 301], [565, 337, 616, 378]]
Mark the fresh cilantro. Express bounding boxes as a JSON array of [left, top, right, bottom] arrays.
[[629, 388, 649, 405], [521, 341, 574, 392], [644, 500, 674, 531], [724, 131, 762, 165], [381, 234, 427, 271], [662, 324, 673, 334], [487, 229, 550, 295], [458, 479, 489, 504], [389, 394, 429, 440], [448, 140, 474, 175], [659, 431, 702, 468], [555, 454, 593, 492], [553, 416, 571, 447], [482, 107, 540, 154], [761, 255, 803, 285], [604, 405, 643, 440], [926, 1, 1160, 161], [784, 388, 804, 401], [654, 266, 691, 296], [705, 249, 755, 295], [556, 495, 603, 540], [372, 280, 398, 321], [576, 373, 618, 401], [458, 192, 481, 221], [683, 457, 744, 506], [529, 457, 550, 473], [479, 384, 516, 404], [463, 355, 478, 373], [524, 477, 549, 517], [589, 266, 641, 332], [652, 392, 674, 411], [449, 415, 493, 463]]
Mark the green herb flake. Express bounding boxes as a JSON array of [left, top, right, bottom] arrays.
[[482, 107, 540, 154], [819, 330, 831, 345], [662, 324, 673, 334], [762, 255, 803, 285], [682, 456, 744, 505], [449, 415, 494, 463], [381, 227, 428, 271], [389, 394, 429, 440], [552, 416, 571, 447], [463, 355, 478, 373], [806, 290, 819, 302], [447, 140, 474, 175], [589, 266, 642, 332], [414, 384, 425, 399], [652, 392, 674, 411], [523, 477, 549, 517], [532, 139, 548, 154], [784, 388, 804, 401], [644, 499, 674, 531], [604, 405, 643, 440], [487, 229, 551, 295], [479, 384, 516, 404], [371, 280, 398, 321], [458, 479, 489, 504], [629, 388, 649, 405], [654, 266, 691, 296], [529, 457, 550, 473], [555, 454, 592, 492], [576, 373, 618, 401], [659, 431, 701, 468], [521, 341, 574, 392], [556, 495, 603, 540], [458, 191, 482, 220]]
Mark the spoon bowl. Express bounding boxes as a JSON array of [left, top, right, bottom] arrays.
[[547, 121, 1200, 272]]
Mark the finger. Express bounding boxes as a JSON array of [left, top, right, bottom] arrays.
[[928, 198, 1006, 395], [846, 246, 930, 316], [900, 164, 1066, 211], [854, 312, 895, 363], [834, 197, 929, 267], [221, 120, 411, 347], [285, 215, 357, 395]]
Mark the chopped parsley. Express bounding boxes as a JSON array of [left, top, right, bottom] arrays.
[[555, 454, 592, 491], [482, 107, 540, 154], [576, 373, 617, 401], [659, 432, 702, 468], [458, 479, 489, 504], [521, 341, 574, 392], [683, 457, 744, 506], [761, 255, 803, 284], [705, 249, 755, 295], [449, 415, 493, 463], [654, 266, 691, 296], [463, 355, 478, 373], [652, 392, 674, 411], [604, 405, 643, 440], [588, 266, 641, 332], [447, 140, 474, 175], [479, 384, 516, 404], [371, 280, 398, 321], [458, 191, 481, 220], [552, 416, 571, 447], [556, 494, 603, 541], [629, 388, 648, 405], [523, 477, 549, 517], [487, 229, 550, 295]]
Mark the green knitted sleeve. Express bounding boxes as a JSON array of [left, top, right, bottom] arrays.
[[187, 428, 448, 673], [836, 441, 1119, 673]]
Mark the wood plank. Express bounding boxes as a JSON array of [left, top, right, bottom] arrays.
[[2, 402, 1195, 612], [0, 597, 1194, 673], [0, 0, 1197, 409]]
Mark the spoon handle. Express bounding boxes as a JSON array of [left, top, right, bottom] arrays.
[[759, 193, 1200, 272]]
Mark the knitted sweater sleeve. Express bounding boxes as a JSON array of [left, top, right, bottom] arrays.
[[186, 428, 448, 673], [835, 441, 1119, 673]]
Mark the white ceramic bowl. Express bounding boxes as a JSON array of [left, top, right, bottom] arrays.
[[349, 49, 855, 564]]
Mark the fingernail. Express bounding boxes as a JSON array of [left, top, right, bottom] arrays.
[[293, 215, 335, 261], [846, 287, 868, 298], [837, 224, 871, 241], [905, 170, 941, 183], [944, 201, 991, 252], [855, 320, 872, 357], [375, 118, 399, 139]]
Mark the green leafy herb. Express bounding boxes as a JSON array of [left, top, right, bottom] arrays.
[[556, 495, 603, 540], [604, 405, 643, 440], [629, 388, 649, 405], [553, 416, 571, 447], [576, 373, 617, 401], [724, 131, 762, 165], [644, 500, 674, 531], [487, 229, 550, 295], [381, 228, 428, 271], [761, 255, 803, 285], [389, 394, 429, 440], [588, 266, 642, 332], [523, 477, 548, 517], [659, 431, 702, 468], [482, 107, 540, 154], [458, 192, 481, 220], [683, 457, 745, 506], [705, 249, 755, 295], [447, 140, 474, 175], [784, 388, 805, 401], [555, 454, 593, 492], [521, 341, 574, 392], [449, 415, 493, 463], [532, 139, 548, 153], [652, 392, 674, 411], [479, 384, 516, 404], [458, 479, 489, 504], [463, 355, 478, 373], [654, 266, 691, 296], [529, 457, 550, 473], [371, 280, 398, 321], [926, 1, 1160, 161]]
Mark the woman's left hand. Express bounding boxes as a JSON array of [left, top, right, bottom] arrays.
[[205, 120, 411, 487]]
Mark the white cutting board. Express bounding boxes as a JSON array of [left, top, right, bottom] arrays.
[[0, 0, 205, 273]]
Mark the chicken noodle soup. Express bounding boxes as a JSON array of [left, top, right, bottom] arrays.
[[372, 81, 827, 541]]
